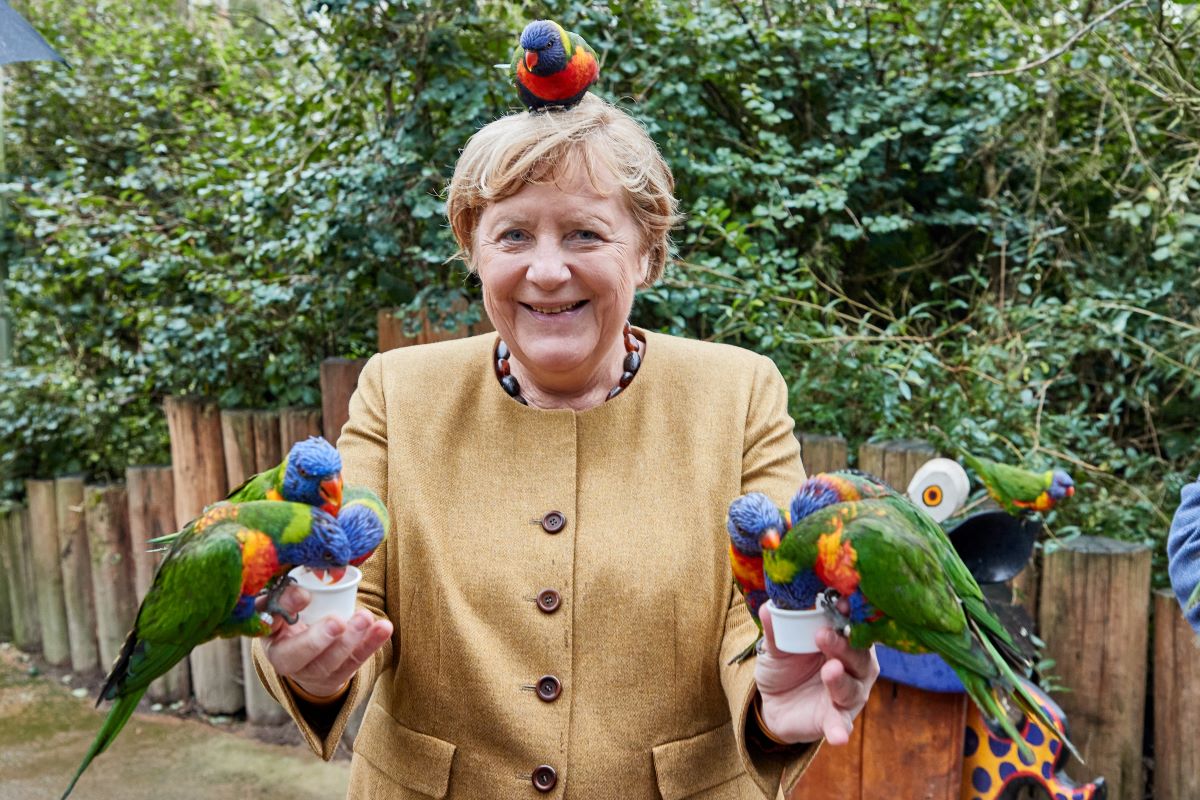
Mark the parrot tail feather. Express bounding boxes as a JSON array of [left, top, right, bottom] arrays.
[[61, 690, 144, 799]]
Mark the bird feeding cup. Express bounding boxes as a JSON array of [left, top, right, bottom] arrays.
[[289, 565, 363, 626], [766, 596, 834, 654]]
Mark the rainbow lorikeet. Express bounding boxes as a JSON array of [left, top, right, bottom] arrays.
[[61, 500, 351, 800], [339, 485, 389, 567], [960, 451, 1074, 516], [229, 436, 344, 515], [511, 19, 599, 111], [726, 492, 797, 664], [762, 491, 1079, 762]]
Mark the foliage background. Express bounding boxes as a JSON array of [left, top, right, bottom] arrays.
[[2, 0, 1197, 582]]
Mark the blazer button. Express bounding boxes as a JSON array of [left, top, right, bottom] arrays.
[[536, 675, 562, 702], [541, 511, 566, 533], [536, 588, 561, 614], [532, 764, 557, 792]]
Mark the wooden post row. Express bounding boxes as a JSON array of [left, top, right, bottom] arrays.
[[27, 479, 70, 666], [279, 407, 322, 452], [126, 465, 189, 703], [320, 359, 368, 446], [0, 507, 39, 650], [56, 476, 99, 675], [165, 396, 243, 715], [221, 409, 290, 725], [1039, 536, 1151, 800], [1152, 589, 1200, 800], [0, 514, 10, 641], [791, 439, 964, 800], [377, 303, 494, 353]]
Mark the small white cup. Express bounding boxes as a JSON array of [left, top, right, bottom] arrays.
[[766, 598, 833, 654], [289, 565, 363, 626]]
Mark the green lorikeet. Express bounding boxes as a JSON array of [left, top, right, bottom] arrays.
[[726, 492, 792, 664], [61, 501, 351, 799], [763, 490, 1079, 762], [511, 19, 599, 111], [961, 451, 1074, 516], [227, 435, 344, 514]]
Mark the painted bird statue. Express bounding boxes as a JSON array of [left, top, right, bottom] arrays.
[[61, 500, 351, 799], [761, 480, 1079, 762], [339, 485, 389, 567], [511, 19, 599, 111], [960, 451, 1074, 517], [726, 492, 796, 664]]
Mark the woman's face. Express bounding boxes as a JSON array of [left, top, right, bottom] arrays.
[[475, 164, 648, 396]]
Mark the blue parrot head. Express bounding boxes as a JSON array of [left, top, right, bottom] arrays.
[[340, 500, 388, 566], [790, 476, 845, 526], [277, 508, 351, 582], [1047, 469, 1075, 501], [282, 437, 343, 514], [520, 20, 569, 76], [727, 492, 784, 555]]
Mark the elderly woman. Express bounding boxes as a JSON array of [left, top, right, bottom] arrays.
[[253, 94, 879, 799]]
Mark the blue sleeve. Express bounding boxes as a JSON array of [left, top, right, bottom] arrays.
[[1166, 479, 1200, 633]]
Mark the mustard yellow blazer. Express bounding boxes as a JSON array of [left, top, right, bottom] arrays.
[[254, 329, 818, 799]]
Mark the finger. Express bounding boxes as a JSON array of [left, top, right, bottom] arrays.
[[267, 614, 349, 675], [816, 629, 878, 681], [758, 603, 784, 658], [296, 611, 390, 684], [820, 655, 872, 714], [262, 586, 311, 637], [822, 707, 855, 746]]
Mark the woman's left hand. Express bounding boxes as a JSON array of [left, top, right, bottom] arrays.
[[754, 602, 880, 745]]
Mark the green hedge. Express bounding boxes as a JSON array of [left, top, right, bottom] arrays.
[[3, 0, 1197, 580]]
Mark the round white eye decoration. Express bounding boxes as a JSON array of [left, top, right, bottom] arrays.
[[907, 458, 970, 522]]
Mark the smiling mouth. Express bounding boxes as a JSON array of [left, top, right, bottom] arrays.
[[523, 300, 587, 314]]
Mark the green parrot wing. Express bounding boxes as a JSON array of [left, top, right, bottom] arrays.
[[113, 520, 246, 696], [568, 30, 598, 60], [225, 466, 277, 504], [848, 511, 967, 635]]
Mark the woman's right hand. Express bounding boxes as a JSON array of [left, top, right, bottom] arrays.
[[260, 584, 394, 699]]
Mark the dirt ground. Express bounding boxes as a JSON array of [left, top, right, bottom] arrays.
[[0, 644, 350, 800]]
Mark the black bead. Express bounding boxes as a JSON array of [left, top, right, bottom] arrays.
[[618, 371, 635, 388], [623, 351, 641, 374], [500, 374, 522, 397], [606, 385, 623, 401]]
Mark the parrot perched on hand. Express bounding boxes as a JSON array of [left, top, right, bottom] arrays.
[[511, 19, 599, 111], [761, 492, 1079, 762], [726, 492, 794, 664], [61, 501, 351, 800], [960, 451, 1074, 516], [339, 485, 389, 567]]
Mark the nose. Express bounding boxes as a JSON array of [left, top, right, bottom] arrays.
[[525, 240, 571, 290]]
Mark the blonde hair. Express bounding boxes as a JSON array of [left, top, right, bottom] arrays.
[[446, 94, 679, 285]]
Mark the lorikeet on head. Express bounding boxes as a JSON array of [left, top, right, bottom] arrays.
[[761, 495, 1079, 763], [960, 451, 1074, 516], [511, 19, 599, 111], [61, 500, 350, 799], [339, 485, 389, 568], [229, 436, 344, 515]]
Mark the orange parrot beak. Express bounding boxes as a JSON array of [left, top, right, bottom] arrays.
[[525, 50, 538, 70], [319, 476, 343, 514], [760, 527, 781, 552], [309, 566, 348, 584]]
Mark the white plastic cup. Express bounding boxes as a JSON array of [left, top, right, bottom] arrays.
[[766, 598, 833, 654], [289, 565, 363, 626]]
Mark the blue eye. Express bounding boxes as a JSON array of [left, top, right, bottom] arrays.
[[574, 230, 599, 241], [502, 229, 529, 242]]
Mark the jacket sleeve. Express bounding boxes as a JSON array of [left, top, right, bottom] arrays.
[[1167, 477, 1200, 633], [719, 354, 821, 799], [252, 352, 396, 760]]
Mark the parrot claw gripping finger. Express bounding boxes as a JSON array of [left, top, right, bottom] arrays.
[[821, 589, 852, 635], [262, 575, 299, 625]]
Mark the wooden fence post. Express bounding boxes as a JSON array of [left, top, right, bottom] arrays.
[[2, 507, 40, 650], [378, 305, 494, 353], [1038, 536, 1151, 800], [251, 410, 281, 472], [27, 479, 70, 665], [1152, 589, 1200, 800], [279, 407, 322, 451], [377, 308, 419, 352], [320, 358, 368, 446], [55, 476, 99, 675], [84, 484, 136, 672], [0, 515, 10, 641], [126, 465, 189, 703], [165, 395, 242, 714], [796, 433, 848, 475]]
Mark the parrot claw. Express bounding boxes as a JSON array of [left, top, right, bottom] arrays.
[[261, 575, 300, 625]]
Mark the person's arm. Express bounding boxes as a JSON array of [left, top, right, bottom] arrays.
[[251, 353, 395, 759], [1167, 478, 1200, 632], [719, 355, 877, 798]]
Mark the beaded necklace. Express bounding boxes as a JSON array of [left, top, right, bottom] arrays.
[[495, 321, 642, 406]]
